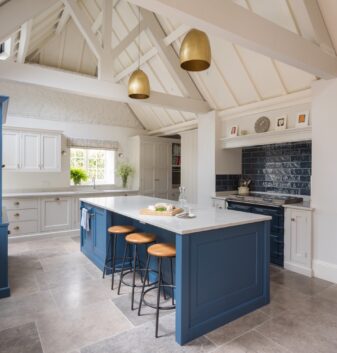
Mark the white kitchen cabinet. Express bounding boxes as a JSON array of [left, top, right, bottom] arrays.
[[41, 197, 72, 232], [213, 198, 226, 210], [72, 197, 81, 229], [21, 132, 41, 171], [131, 136, 178, 200], [3, 127, 62, 172], [3, 130, 20, 170], [284, 207, 313, 277]]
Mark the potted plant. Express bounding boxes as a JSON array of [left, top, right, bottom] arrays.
[[70, 167, 89, 185], [116, 162, 134, 188]]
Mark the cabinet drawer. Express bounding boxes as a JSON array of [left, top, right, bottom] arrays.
[[9, 221, 38, 236], [7, 209, 38, 222], [3, 198, 38, 210]]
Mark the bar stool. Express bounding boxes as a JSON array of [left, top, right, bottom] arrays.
[[138, 243, 176, 338], [118, 232, 157, 310], [103, 225, 136, 290]]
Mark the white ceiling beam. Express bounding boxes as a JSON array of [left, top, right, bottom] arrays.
[[64, 0, 103, 59], [91, 11, 103, 34], [129, 0, 337, 79], [111, 21, 145, 58], [141, 9, 202, 99], [287, 0, 335, 56], [16, 21, 33, 64], [0, 0, 58, 43], [55, 7, 71, 35], [100, 0, 114, 81], [163, 24, 190, 46], [114, 47, 158, 82], [0, 62, 210, 113], [149, 120, 197, 136]]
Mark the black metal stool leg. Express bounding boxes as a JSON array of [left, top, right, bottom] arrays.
[[138, 254, 150, 316], [117, 241, 129, 295], [131, 244, 137, 310], [111, 234, 118, 290], [170, 257, 174, 305], [155, 257, 163, 338], [136, 251, 143, 283], [103, 234, 112, 279]]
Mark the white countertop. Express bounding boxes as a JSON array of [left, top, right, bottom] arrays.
[[80, 195, 271, 235], [283, 202, 314, 211], [3, 188, 138, 198]]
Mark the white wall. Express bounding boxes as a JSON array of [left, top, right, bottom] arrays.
[[311, 79, 337, 283], [3, 116, 145, 191]]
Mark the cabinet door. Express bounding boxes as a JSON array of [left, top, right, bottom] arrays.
[[154, 142, 169, 198], [92, 208, 107, 260], [289, 210, 310, 266], [140, 142, 155, 196], [73, 198, 81, 229], [40, 134, 61, 172], [3, 131, 20, 170], [41, 197, 72, 232], [21, 132, 40, 171]]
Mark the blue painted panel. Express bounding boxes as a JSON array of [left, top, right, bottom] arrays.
[[175, 221, 270, 345]]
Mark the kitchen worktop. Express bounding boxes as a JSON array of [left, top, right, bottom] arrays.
[[3, 188, 138, 198], [80, 195, 271, 235]]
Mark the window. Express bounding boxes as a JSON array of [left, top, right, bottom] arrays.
[[70, 148, 115, 185]]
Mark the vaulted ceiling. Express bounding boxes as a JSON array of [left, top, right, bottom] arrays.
[[0, 0, 336, 134]]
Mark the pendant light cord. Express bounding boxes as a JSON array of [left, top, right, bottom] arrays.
[[138, 6, 141, 70]]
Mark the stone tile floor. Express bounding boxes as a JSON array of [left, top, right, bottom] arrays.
[[1, 233, 337, 353]]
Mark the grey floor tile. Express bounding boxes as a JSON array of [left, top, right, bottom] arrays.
[[205, 310, 269, 346], [255, 308, 337, 353], [259, 300, 287, 318], [0, 291, 58, 331], [8, 273, 40, 298], [0, 322, 43, 353], [39, 252, 89, 273], [37, 300, 132, 353], [316, 284, 337, 303], [271, 270, 333, 296], [112, 290, 173, 326], [8, 241, 30, 255], [81, 313, 215, 353], [212, 330, 290, 353]]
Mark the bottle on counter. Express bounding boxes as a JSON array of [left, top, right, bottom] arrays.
[[178, 186, 188, 212]]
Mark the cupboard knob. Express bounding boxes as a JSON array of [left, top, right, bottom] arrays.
[[14, 213, 20, 217], [55, 197, 60, 201], [291, 218, 295, 222], [14, 226, 20, 230], [15, 202, 20, 206]]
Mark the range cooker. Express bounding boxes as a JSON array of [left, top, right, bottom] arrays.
[[226, 193, 303, 267]]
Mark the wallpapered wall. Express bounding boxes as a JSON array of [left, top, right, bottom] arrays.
[[0, 80, 143, 129]]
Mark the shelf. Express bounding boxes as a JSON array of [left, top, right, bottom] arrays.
[[220, 126, 312, 149]]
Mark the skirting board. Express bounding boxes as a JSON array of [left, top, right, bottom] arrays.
[[284, 261, 313, 277], [313, 260, 337, 284], [8, 229, 80, 243]]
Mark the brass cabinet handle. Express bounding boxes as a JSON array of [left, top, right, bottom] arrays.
[[55, 197, 60, 201], [291, 218, 295, 222], [14, 213, 20, 217], [14, 201, 20, 206], [14, 226, 20, 230]]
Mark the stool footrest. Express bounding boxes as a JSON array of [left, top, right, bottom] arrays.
[[120, 268, 158, 288], [142, 285, 176, 311]]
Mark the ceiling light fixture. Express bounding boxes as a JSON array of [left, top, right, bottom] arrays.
[[128, 7, 150, 99], [179, 29, 211, 72]]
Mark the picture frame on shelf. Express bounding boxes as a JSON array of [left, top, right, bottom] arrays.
[[229, 125, 239, 137], [275, 115, 287, 131], [296, 112, 309, 127]]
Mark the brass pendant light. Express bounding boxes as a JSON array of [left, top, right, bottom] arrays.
[[179, 29, 211, 72], [128, 7, 150, 99]]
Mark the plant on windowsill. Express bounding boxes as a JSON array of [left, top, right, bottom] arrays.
[[70, 167, 89, 185], [116, 162, 134, 189]]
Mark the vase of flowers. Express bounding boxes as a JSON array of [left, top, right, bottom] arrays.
[[116, 162, 134, 189]]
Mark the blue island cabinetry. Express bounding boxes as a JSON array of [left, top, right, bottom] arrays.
[[0, 96, 10, 299], [80, 196, 270, 345]]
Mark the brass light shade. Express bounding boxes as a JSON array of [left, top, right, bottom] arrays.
[[180, 29, 211, 71], [128, 69, 150, 99]]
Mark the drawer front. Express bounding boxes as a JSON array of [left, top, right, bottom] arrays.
[[7, 209, 38, 222], [9, 220, 39, 236], [3, 198, 38, 210]]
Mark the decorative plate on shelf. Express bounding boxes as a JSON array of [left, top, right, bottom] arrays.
[[254, 116, 270, 133]]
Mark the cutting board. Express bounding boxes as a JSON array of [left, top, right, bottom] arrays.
[[139, 208, 183, 216]]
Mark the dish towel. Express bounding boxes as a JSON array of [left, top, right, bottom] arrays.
[[81, 208, 90, 231]]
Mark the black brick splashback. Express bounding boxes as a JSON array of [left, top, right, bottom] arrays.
[[242, 141, 312, 196], [216, 174, 241, 192]]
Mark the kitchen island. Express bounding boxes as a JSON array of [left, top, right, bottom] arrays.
[[80, 195, 271, 345]]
